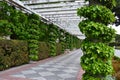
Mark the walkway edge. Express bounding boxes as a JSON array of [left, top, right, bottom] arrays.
[[77, 68, 85, 80]]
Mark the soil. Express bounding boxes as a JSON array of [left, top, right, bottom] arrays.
[[112, 59, 120, 80]]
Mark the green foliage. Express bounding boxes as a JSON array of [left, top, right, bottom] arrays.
[[59, 30, 66, 52], [39, 23, 49, 41], [65, 33, 71, 49], [0, 20, 13, 36], [79, 20, 116, 42], [82, 73, 101, 80], [0, 1, 81, 62], [48, 24, 58, 56], [113, 56, 120, 61], [77, 0, 116, 79], [0, 1, 47, 40], [81, 40, 114, 59], [115, 34, 120, 42], [77, 5, 116, 25], [85, 0, 116, 9], [26, 14, 41, 61], [0, 1, 13, 20], [81, 42, 114, 76]]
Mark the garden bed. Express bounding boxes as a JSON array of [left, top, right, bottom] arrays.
[[112, 56, 120, 80]]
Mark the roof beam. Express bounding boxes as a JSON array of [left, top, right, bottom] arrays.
[[44, 14, 77, 18], [33, 7, 77, 13], [22, 0, 84, 5], [38, 10, 76, 15], [24, 2, 84, 9]]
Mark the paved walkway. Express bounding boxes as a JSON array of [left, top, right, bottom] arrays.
[[0, 49, 83, 80], [115, 49, 120, 58]]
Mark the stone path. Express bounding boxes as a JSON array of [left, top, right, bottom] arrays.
[[0, 49, 83, 80]]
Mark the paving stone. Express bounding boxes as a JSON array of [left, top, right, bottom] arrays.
[[39, 72, 55, 76], [57, 73, 74, 78], [63, 69, 78, 73], [11, 74, 26, 78], [45, 75, 62, 80], [24, 73, 40, 78], [31, 67, 44, 70], [46, 68, 59, 71], [21, 70, 36, 74], [31, 77, 46, 80], [65, 77, 76, 80]]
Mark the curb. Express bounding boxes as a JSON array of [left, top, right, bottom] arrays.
[[77, 68, 85, 80]]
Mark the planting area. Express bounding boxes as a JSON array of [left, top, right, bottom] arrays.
[[112, 56, 120, 80]]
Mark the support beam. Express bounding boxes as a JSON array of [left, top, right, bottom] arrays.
[[38, 10, 76, 15], [26, 2, 84, 9], [33, 7, 78, 13], [22, 0, 84, 5]]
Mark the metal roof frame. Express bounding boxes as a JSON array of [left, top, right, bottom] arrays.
[[6, 0, 86, 39]]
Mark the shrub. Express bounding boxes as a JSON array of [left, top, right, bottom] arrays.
[[0, 40, 29, 71], [56, 43, 62, 55], [38, 42, 50, 60]]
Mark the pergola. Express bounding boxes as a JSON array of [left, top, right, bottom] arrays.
[[7, 0, 88, 39]]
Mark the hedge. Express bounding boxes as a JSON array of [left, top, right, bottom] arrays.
[[38, 42, 63, 60], [0, 39, 73, 71], [38, 42, 50, 60], [56, 43, 63, 55], [0, 40, 29, 71]]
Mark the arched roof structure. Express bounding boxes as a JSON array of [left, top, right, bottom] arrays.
[[6, 0, 88, 39]]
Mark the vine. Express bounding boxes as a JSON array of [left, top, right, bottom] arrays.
[[65, 33, 71, 49], [0, 20, 13, 37], [48, 24, 58, 56], [59, 29, 66, 53], [77, 0, 116, 79], [27, 14, 40, 61]]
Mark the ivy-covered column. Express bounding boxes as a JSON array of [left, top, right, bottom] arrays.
[[77, 0, 116, 79], [48, 24, 58, 56], [27, 14, 40, 61], [65, 33, 71, 49], [59, 29, 66, 53], [70, 35, 73, 50]]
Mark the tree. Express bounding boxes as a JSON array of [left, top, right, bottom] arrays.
[[113, 0, 120, 26], [77, 0, 116, 79]]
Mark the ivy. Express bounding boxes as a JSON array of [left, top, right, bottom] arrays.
[[65, 33, 71, 49], [0, 20, 13, 36], [48, 24, 58, 56], [59, 30, 66, 52], [27, 14, 40, 61]]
